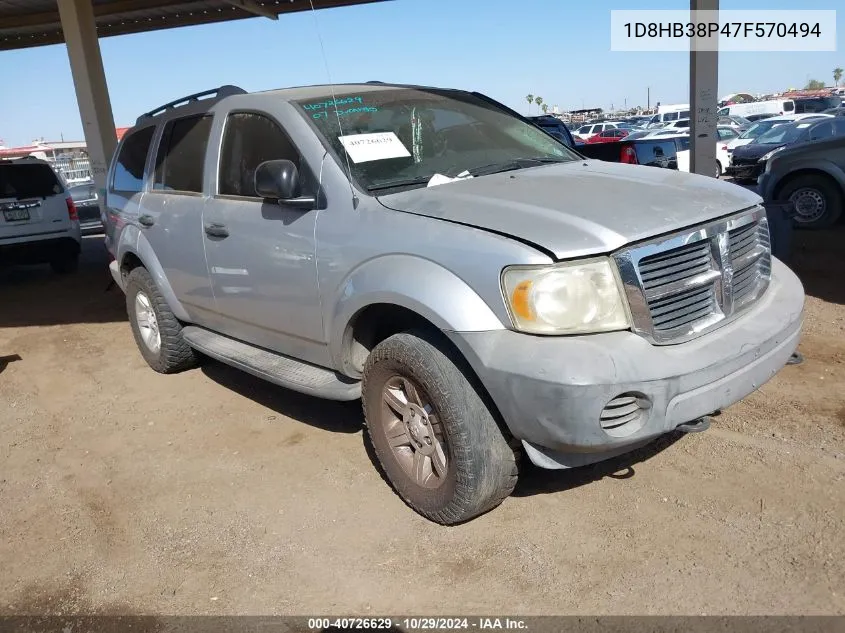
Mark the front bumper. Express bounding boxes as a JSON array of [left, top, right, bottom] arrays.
[[726, 161, 764, 180], [446, 259, 804, 469]]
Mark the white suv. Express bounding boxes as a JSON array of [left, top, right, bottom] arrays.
[[0, 158, 82, 273]]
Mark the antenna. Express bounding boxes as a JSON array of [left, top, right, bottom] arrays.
[[307, 0, 357, 207]]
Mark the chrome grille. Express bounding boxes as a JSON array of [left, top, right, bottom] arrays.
[[613, 207, 771, 345]]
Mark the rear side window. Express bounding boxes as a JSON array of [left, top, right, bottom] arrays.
[[112, 127, 154, 193], [154, 115, 213, 193], [218, 112, 308, 198], [664, 112, 679, 121], [0, 163, 63, 199], [783, 101, 795, 112]]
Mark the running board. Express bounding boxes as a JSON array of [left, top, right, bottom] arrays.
[[182, 326, 360, 401]]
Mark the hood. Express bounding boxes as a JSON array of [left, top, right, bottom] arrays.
[[376, 161, 761, 259], [733, 142, 783, 159]]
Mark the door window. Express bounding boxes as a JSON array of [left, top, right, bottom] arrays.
[[112, 126, 155, 193], [783, 101, 795, 112], [218, 112, 312, 198], [809, 121, 834, 140], [153, 115, 213, 193]]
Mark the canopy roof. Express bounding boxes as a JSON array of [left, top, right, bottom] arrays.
[[0, 0, 387, 51]]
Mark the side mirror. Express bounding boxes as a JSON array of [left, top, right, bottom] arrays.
[[254, 159, 316, 209]]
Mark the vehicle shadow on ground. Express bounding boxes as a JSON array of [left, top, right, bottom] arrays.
[[200, 360, 363, 434], [791, 226, 845, 305], [0, 353, 22, 374], [512, 431, 685, 497], [0, 235, 126, 328]]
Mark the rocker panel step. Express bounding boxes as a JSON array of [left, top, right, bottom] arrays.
[[182, 326, 360, 401]]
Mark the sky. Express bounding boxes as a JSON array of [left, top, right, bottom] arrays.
[[0, 0, 842, 146]]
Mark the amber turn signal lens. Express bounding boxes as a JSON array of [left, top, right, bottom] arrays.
[[511, 280, 535, 321]]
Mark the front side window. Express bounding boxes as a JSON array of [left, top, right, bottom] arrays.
[[112, 126, 154, 193], [218, 112, 310, 197], [295, 88, 578, 192], [809, 121, 834, 140], [783, 101, 795, 112], [664, 112, 679, 121], [153, 115, 213, 193]]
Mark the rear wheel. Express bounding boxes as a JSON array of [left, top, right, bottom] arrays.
[[362, 330, 519, 524], [715, 161, 722, 179], [778, 174, 843, 229], [125, 267, 197, 373]]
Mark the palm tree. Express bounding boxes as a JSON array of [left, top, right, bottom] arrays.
[[535, 96, 544, 114], [834, 67, 844, 87], [525, 94, 534, 114], [541, 103, 549, 114]]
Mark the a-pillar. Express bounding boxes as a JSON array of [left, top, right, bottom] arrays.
[[57, 0, 117, 201], [689, 0, 719, 177]]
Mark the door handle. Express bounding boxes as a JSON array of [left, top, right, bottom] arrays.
[[204, 223, 229, 238], [138, 214, 155, 227]]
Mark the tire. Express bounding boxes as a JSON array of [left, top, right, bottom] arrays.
[[715, 161, 722, 179], [362, 330, 519, 524], [777, 174, 843, 229], [50, 253, 79, 274], [124, 267, 197, 374]]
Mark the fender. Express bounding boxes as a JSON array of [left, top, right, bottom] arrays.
[[117, 226, 192, 322], [328, 254, 507, 369], [766, 157, 845, 201]]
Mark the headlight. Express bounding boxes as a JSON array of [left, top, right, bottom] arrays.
[[502, 258, 631, 335], [759, 146, 784, 162]]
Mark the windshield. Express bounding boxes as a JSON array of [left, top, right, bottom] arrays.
[[0, 163, 63, 199], [295, 88, 579, 192], [738, 120, 784, 139], [754, 123, 809, 145], [732, 116, 751, 126]]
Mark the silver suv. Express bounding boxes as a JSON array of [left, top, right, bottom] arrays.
[[105, 84, 805, 524], [1, 157, 81, 273]]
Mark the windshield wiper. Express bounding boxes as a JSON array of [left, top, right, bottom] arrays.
[[366, 177, 432, 193], [467, 157, 568, 177]]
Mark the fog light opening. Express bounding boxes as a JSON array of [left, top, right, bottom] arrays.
[[600, 392, 650, 438]]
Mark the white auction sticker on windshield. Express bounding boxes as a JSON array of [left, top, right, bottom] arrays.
[[338, 132, 411, 163]]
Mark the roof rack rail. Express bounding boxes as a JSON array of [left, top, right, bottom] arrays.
[[136, 85, 247, 125]]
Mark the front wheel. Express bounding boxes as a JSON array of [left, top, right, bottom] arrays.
[[779, 174, 843, 229], [362, 331, 519, 525], [715, 161, 722, 179]]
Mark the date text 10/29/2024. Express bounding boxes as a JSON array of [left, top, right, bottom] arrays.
[[307, 617, 528, 630]]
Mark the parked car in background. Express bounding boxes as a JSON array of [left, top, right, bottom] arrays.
[[759, 135, 845, 229], [724, 113, 833, 155], [104, 82, 804, 524], [718, 99, 794, 118], [0, 157, 81, 273], [572, 122, 621, 140], [577, 132, 685, 168], [68, 181, 103, 234], [585, 128, 630, 143], [822, 107, 845, 117], [727, 117, 845, 182], [717, 115, 751, 131], [675, 129, 737, 178], [528, 115, 577, 148]]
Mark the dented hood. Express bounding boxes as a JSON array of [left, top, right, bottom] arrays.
[[376, 160, 762, 259]]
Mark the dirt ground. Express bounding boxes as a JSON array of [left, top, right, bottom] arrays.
[[1, 229, 844, 616]]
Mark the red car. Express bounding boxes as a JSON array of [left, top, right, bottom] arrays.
[[586, 128, 631, 144]]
